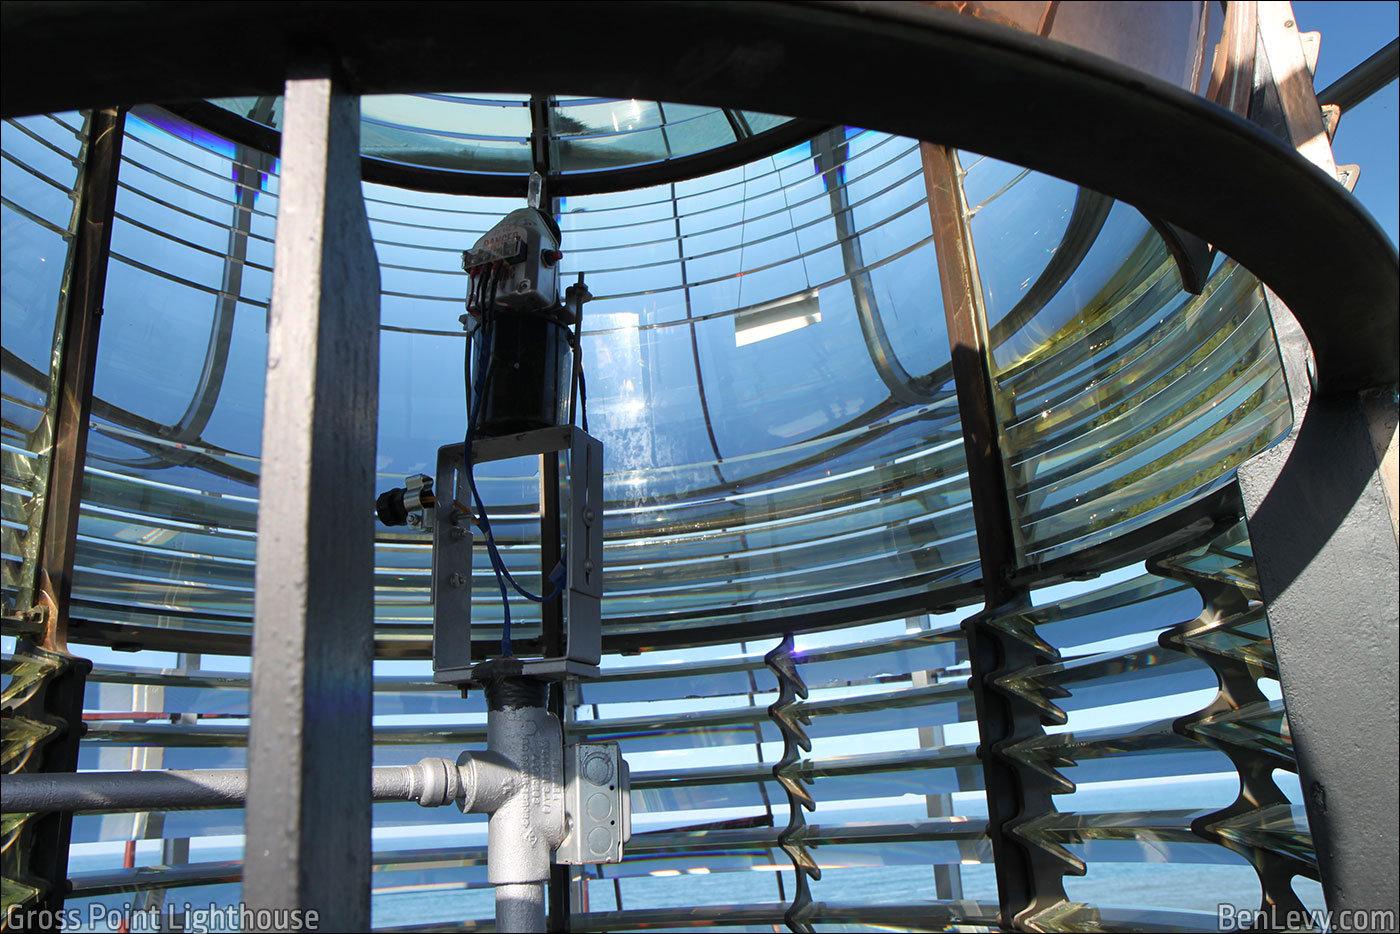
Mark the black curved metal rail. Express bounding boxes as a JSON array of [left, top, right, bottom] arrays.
[[3, 0, 1395, 392]]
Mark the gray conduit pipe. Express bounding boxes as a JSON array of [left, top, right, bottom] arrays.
[[0, 754, 517, 814], [477, 662, 568, 934], [2, 664, 563, 934]]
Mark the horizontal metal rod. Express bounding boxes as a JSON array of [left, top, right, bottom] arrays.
[[1, 755, 515, 814], [2, 769, 248, 813], [1317, 38, 1399, 113]]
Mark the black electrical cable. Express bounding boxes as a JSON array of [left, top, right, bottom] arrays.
[[577, 366, 588, 434], [477, 270, 564, 601], [464, 264, 515, 654], [462, 261, 566, 657]]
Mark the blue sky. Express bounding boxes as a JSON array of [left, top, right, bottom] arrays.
[[1294, 1, 1400, 247]]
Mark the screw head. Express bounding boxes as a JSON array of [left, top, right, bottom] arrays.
[[447, 572, 467, 589]]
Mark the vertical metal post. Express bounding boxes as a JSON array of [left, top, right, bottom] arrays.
[[243, 59, 380, 932], [541, 451, 572, 932], [529, 94, 552, 182], [9, 106, 123, 930], [542, 454, 564, 654], [479, 665, 563, 934], [156, 653, 200, 931], [920, 146, 1018, 589], [36, 106, 125, 648], [922, 142, 1072, 929]]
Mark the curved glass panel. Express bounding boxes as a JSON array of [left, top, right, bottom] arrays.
[[2, 112, 86, 609], [963, 154, 1293, 566], [29, 109, 1295, 648], [209, 93, 796, 179], [54, 613, 993, 928], [9, 109, 1291, 654], [65, 111, 975, 649], [2, 89, 1315, 933], [43, 518, 1318, 930]]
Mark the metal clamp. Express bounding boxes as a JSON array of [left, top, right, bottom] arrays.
[[376, 473, 435, 531]]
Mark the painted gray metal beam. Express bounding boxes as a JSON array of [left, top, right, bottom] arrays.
[[498, 884, 547, 934], [1237, 366, 1400, 920], [243, 60, 380, 932], [4, 769, 249, 812], [541, 451, 573, 933]]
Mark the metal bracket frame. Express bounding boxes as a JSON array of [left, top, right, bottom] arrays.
[[433, 426, 603, 685]]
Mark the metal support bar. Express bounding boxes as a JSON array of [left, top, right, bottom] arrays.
[[1238, 389, 1399, 919], [3, 738, 627, 934], [920, 145, 1018, 588], [812, 127, 939, 404], [433, 428, 604, 684], [1256, 2, 1339, 182], [529, 93, 552, 189], [1316, 37, 1399, 112], [4, 769, 248, 813], [0, 757, 516, 814], [1237, 287, 1400, 918], [478, 663, 568, 934], [541, 450, 571, 932], [9, 105, 124, 931], [243, 60, 380, 932], [498, 884, 547, 933], [169, 97, 275, 443], [35, 106, 125, 649], [922, 142, 1076, 930]]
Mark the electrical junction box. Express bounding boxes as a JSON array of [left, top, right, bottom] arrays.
[[462, 207, 562, 313], [557, 742, 631, 865]]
